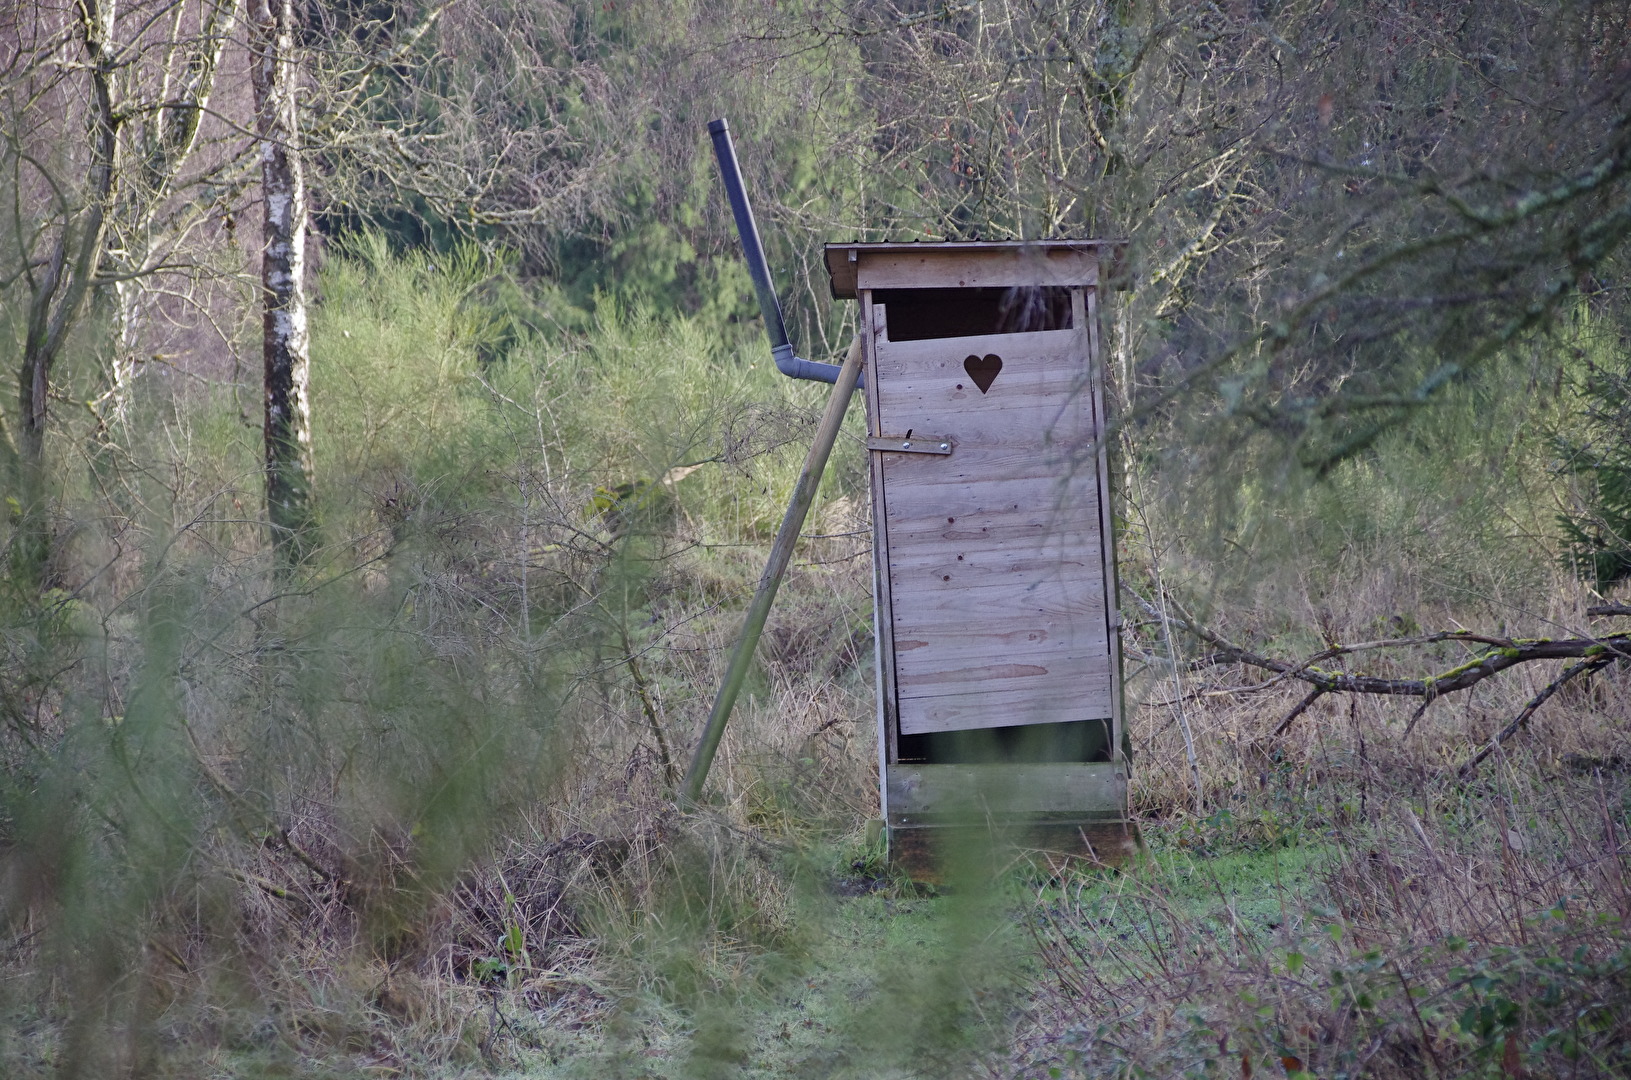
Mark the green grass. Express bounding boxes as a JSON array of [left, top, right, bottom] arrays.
[[500, 889, 992, 1078], [1083, 839, 1338, 938], [464, 827, 1339, 1079]]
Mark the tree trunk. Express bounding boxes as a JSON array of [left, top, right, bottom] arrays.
[[10, 0, 121, 588], [250, 0, 316, 568], [97, 0, 237, 445]]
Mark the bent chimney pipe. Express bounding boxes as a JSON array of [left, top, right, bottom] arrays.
[[708, 118, 858, 387]]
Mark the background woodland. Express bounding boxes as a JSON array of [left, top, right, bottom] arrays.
[[3, 1, 1631, 1076]]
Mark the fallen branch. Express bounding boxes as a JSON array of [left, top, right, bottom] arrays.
[[1267, 687, 1325, 739], [1457, 654, 1619, 778], [1123, 641, 1238, 673], [1123, 585, 1631, 754], [1126, 585, 1631, 701], [1400, 695, 1436, 740]]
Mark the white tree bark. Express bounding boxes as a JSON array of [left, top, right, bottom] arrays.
[[98, 0, 238, 440], [250, 0, 315, 564]]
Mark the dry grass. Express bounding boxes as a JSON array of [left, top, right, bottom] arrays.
[[1018, 762, 1631, 1078], [1008, 549, 1631, 1079], [0, 446, 886, 1076], [6, 479, 1631, 1077]]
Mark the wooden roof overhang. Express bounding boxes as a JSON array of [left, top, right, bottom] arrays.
[[824, 239, 1126, 299]]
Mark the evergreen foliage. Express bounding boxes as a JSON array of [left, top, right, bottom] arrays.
[[1557, 325, 1631, 589]]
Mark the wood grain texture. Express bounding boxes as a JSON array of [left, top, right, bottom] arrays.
[[871, 291, 1113, 735], [886, 762, 1127, 817], [825, 239, 1121, 299], [897, 659, 1114, 734], [862, 292, 902, 770], [897, 651, 1113, 696], [854, 248, 1100, 292], [1080, 287, 1126, 761], [882, 475, 1098, 524], [888, 545, 1101, 584], [871, 325, 1094, 449], [891, 620, 1097, 654]]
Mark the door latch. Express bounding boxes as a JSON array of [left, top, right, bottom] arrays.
[[866, 435, 953, 455]]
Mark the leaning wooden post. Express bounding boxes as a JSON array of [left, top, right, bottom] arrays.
[[681, 335, 864, 805]]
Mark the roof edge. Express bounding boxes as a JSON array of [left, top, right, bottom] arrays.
[[823, 239, 1128, 299]]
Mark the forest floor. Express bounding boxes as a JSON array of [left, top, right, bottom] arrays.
[[316, 743, 1626, 1080], [4, 634, 1630, 1079], [447, 825, 1342, 1079]]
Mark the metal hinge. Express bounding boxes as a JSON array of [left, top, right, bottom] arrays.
[[866, 434, 953, 455]]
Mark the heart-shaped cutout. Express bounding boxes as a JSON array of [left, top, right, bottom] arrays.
[[963, 353, 1003, 394]]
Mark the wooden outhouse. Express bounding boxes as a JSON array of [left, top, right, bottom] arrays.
[[824, 240, 1134, 872]]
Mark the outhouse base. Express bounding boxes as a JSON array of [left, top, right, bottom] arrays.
[[887, 822, 1139, 883], [882, 761, 1136, 881]]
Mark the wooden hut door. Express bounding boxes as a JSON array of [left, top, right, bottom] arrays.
[[867, 288, 1114, 737]]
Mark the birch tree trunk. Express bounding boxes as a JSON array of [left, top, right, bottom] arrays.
[[250, 0, 316, 567], [97, 0, 238, 443]]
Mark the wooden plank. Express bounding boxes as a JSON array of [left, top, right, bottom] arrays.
[[893, 613, 1107, 655], [873, 325, 1079, 371], [891, 613, 1107, 661], [826, 239, 1124, 299], [888, 546, 1099, 582], [898, 670, 1114, 734], [884, 514, 1099, 553], [894, 612, 1109, 693], [885, 526, 1097, 556], [883, 506, 1097, 542], [855, 248, 1099, 293], [882, 465, 1095, 504], [872, 402, 1092, 452], [875, 371, 1091, 404], [890, 569, 1105, 612], [892, 504, 1096, 547], [874, 390, 1089, 430], [881, 474, 1097, 520], [1081, 285, 1125, 763], [888, 568, 1105, 613], [878, 457, 1096, 498], [872, 364, 1090, 406], [891, 594, 1109, 640], [886, 762, 1127, 817], [891, 619, 1103, 655], [871, 445, 1087, 482], [897, 648, 1112, 695], [874, 373, 1091, 416], [863, 292, 902, 772]]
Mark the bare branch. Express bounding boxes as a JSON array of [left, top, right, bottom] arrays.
[[1458, 655, 1621, 779]]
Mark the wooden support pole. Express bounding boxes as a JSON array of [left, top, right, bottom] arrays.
[[681, 335, 865, 805]]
